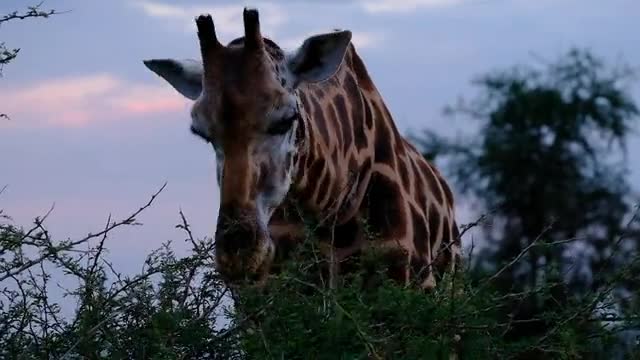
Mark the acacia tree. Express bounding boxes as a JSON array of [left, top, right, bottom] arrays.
[[414, 48, 640, 326]]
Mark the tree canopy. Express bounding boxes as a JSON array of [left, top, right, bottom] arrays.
[[413, 48, 640, 340]]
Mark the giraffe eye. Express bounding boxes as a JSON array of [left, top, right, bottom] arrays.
[[267, 114, 297, 136]]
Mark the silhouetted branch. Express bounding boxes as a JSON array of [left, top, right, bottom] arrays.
[[0, 2, 59, 25], [0, 183, 166, 282], [1, 2, 66, 78]]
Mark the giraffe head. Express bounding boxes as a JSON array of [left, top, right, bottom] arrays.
[[143, 9, 351, 285]]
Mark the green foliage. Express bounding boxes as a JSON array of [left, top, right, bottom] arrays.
[[1, 194, 640, 359], [3, 197, 639, 359], [0, 189, 239, 359], [413, 48, 640, 300], [233, 239, 638, 359], [410, 48, 640, 358]]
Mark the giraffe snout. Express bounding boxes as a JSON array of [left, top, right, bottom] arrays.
[[215, 206, 274, 284]]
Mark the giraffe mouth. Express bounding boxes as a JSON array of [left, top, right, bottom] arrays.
[[215, 227, 275, 286]]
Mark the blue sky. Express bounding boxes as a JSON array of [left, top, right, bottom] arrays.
[[1, 0, 639, 275]]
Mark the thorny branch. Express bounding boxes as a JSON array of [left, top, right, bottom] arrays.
[[0, 183, 167, 282], [487, 222, 555, 284], [0, 183, 242, 358], [529, 204, 640, 349]]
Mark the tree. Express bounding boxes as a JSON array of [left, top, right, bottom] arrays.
[[413, 48, 640, 339]]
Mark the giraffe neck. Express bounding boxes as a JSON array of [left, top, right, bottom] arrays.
[[276, 43, 461, 289], [289, 44, 395, 226]]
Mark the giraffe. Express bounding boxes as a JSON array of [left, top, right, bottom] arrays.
[[143, 9, 461, 291]]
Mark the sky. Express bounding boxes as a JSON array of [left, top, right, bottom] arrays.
[[1, 0, 640, 277]]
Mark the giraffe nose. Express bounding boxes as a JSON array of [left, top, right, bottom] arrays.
[[215, 205, 271, 283], [216, 206, 259, 255]]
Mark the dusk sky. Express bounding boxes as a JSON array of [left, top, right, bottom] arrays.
[[1, 0, 639, 276]]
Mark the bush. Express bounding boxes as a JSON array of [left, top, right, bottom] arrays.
[[234, 239, 630, 359], [1, 189, 638, 359]]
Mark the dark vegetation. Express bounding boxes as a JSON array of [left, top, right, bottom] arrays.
[[1, 3, 639, 359]]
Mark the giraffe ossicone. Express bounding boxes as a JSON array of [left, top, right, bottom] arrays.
[[143, 8, 461, 290]]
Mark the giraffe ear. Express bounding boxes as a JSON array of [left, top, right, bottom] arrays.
[[287, 30, 352, 85], [143, 59, 203, 100]]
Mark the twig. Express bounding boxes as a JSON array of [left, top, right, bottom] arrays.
[[0, 2, 65, 25], [0, 183, 166, 282], [532, 208, 640, 350], [597, 203, 640, 276], [88, 214, 112, 277], [61, 302, 136, 358], [283, 275, 382, 359], [487, 222, 554, 283]]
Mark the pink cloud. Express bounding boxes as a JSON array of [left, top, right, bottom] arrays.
[[46, 110, 93, 127], [120, 98, 186, 114], [108, 85, 187, 115], [0, 74, 189, 128]]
